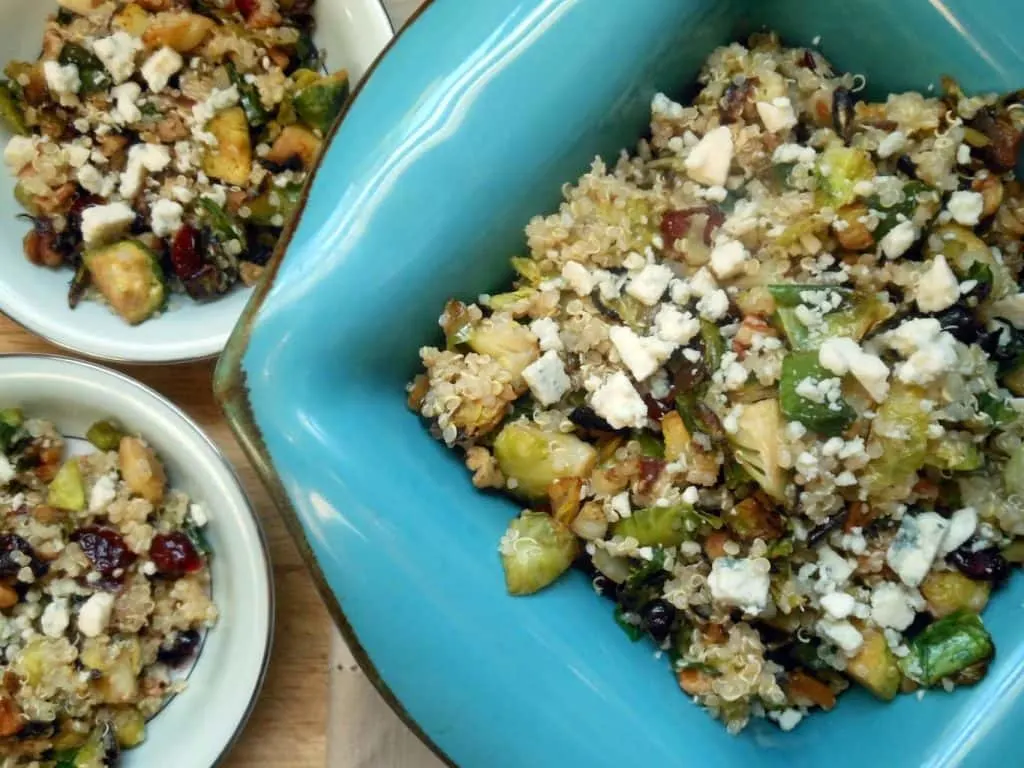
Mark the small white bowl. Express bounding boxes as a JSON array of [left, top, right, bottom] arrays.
[[0, 354, 272, 768], [0, 0, 393, 364]]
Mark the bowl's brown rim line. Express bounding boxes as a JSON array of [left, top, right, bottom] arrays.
[[213, 2, 458, 767], [0, 352, 275, 768]]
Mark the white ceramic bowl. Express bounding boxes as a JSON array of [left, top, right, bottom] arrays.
[[0, 355, 271, 767], [0, 0, 393, 364]]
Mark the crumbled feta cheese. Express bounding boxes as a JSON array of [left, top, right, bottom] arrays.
[[522, 351, 571, 406], [709, 239, 749, 279], [915, 255, 959, 312], [708, 557, 771, 614], [4, 135, 37, 172], [141, 561, 157, 576], [947, 190, 984, 226], [80, 202, 135, 247], [112, 81, 143, 124], [653, 306, 699, 345], [773, 143, 816, 165], [189, 502, 208, 527], [756, 97, 797, 133], [625, 264, 674, 306], [88, 475, 117, 514], [939, 507, 978, 556], [882, 319, 958, 386], [722, 361, 748, 390], [590, 372, 648, 429], [42, 61, 80, 95], [879, 220, 918, 259], [957, 144, 971, 165], [608, 326, 672, 381], [697, 289, 729, 321], [0, 454, 14, 484], [77, 593, 116, 638], [65, 143, 91, 168], [816, 545, 854, 590], [821, 591, 856, 620], [773, 709, 804, 732], [818, 337, 890, 402], [150, 199, 184, 237], [530, 317, 563, 352], [92, 32, 142, 84], [887, 512, 950, 587], [40, 600, 70, 638], [120, 142, 171, 198], [685, 126, 733, 187], [191, 85, 240, 127], [561, 261, 593, 296], [140, 46, 183, 93], [668, 278, 691, 305], [876, 131, 907, 159], [870, 582, 916, 630], [76, 164, 114, 196], [817, 618, 864, 654], [651, 92, 685, 119]]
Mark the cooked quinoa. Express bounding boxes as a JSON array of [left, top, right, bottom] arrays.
[[1, 0, 349, 324], [408, 33, 1024, 733], [0, 410, 216, 766]]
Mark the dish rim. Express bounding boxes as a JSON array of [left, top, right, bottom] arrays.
[[212, 0, 455, 764], [0, 0, 396, 368], [0, 352, 275, 766]]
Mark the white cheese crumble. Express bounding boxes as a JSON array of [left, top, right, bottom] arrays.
[[939, 507, 978, 556], [4, 135, 37, 172], [189, 502, 209, 528], [818, 337, 890, 402], [653, 306, 699, 345], [709, 239, 749, 279], [817, 618, 864, 654], [40, 600, 70, 638], [80, 202, 135, 247], [590, 372, 647, 429], [756, 97, 797, 133], [684, 125, 733, 187], [111, 81, 142, 125], [870, 582, 916, 630], [915, 255, 959, 312], [140, 46, 184, 93], [522, 351, 571, 406], [529, 317, 563, 352], [882, 319, 959, 386], [820, 591, 856, 620], [947, 190, 984, 226], [625, 263, 674, 306], [887, 512, 949, 587], [150, 199, 184, 237], [608, 326, 672, 381], [0, 454, 14, 484], [77, 592, 116, 638], [93, 31, 142, 84], [42, 61, 80, 95], [561, 261, 593, 296], [879, 220, 919, 259], [88, 475, 117, 514], [697, 289, 729, 321], [707, 557, 771, 614], [876, 131, 907, 159], [773, 143, 816, 165], [120, 142, 171, 198]]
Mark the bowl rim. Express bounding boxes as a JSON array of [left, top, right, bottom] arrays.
[[0, 352, 275, 766], [213, 0, 455, 765], [0, 0, 396, 368]]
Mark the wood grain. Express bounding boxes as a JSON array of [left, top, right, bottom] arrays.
[[0, 315, 332, 768]]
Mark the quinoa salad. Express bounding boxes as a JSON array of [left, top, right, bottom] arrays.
[[408, 33, 1024, 733], [0, 410, 216, 766], [1, 0, 348, 325]]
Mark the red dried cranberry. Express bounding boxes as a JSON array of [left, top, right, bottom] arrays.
[[72, 527, 135, 577], [643, 392, 676, 421], [235, 0, 257, 18], [638, 457, 665, 489], [149, 532, 202, 577], [158, 629, 201, 666], [170, 225, 203, 280], [0, 534, 44, 578], [660, 210, 693, 242], [947, 544, 1010, 582]]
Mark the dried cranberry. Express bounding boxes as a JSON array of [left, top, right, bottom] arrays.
[[235, 0, 256, 18], [170, 225, 203, 280], [660, 211, 694, 242], [0, 534, 45, 578], [72, 527, 135, 578], [640, 599, 676, 643], [799, 49, 817, 71], [947, 544, 1009, 582], [643, 392, 676, 421], [158, 629, 201, 667], [149, 532, 202, 577]]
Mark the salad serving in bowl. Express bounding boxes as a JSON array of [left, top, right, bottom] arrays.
[[216, 0, 1024, 765], [0, 0, 392, 364], [0, 355, 271, 768]]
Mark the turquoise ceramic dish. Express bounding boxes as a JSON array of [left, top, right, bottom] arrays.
[[215, 1, 1024, 765]]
